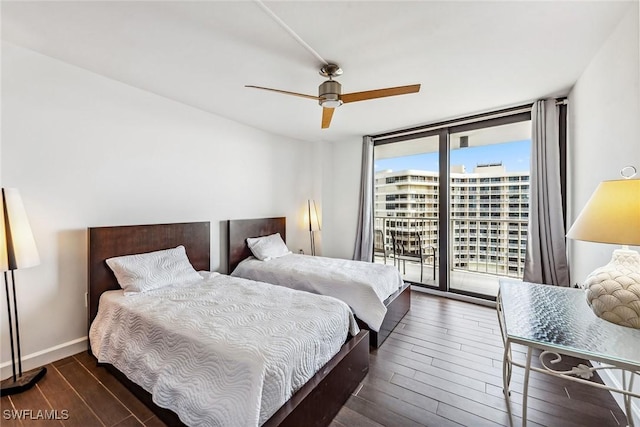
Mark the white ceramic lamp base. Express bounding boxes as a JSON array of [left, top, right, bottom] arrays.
[[584, 248, 640, 329]]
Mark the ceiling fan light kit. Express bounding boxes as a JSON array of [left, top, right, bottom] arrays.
[[319, 80, 343, 108], [246, 63, 420, 129]]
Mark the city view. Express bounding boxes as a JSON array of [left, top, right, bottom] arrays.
[[373, 136, 531, 297]]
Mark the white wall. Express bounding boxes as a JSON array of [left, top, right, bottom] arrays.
[[568, 2, 639, 423], [567, 2, 640, 283], [0, 42, 315, 377]]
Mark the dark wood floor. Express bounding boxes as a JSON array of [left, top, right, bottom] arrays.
[[1, 291, 628, 426]]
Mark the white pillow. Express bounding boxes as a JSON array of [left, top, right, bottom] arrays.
[[246, 233, 291, 261], [106, 245, 203, 295]]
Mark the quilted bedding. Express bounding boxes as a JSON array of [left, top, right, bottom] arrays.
[[89, 272, 358, 427], [231, 254, 403, 332]]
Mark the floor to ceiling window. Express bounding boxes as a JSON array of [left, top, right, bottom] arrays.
[[374, 135, 440, 287], [447, 122, 530, 297], [372, 108, 534, 299]]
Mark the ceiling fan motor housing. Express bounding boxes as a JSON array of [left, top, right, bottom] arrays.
[[319, 80, 343, 108]]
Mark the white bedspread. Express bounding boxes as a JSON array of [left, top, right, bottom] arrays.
[[231, 254, 403, 332], [89, 272, 358, 427]]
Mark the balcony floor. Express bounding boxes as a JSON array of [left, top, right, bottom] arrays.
[[374, 255, 521, 297]]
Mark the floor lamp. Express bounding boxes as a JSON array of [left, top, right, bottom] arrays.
[[307, 199, 321, 256], [0, 188, 46, 396]]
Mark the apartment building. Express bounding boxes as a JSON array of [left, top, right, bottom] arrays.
[[374, 163, 529, 279]]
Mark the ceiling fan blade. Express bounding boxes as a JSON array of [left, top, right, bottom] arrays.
[[321, 107, 335, 129], [341, 84, 421, 104], [245, 85, 320, 101]]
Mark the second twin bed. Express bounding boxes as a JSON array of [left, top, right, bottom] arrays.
[[227, 217, 411, 348]]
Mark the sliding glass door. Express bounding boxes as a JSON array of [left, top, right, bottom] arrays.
[[374, 134, 440, 287], [372, 111, 532, 299], [448, 121, 531, 297]]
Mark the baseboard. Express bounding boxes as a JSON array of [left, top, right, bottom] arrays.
[[591, 360, 640, 426], [410, 285, 496, 308], [1, 337, 88, 380]]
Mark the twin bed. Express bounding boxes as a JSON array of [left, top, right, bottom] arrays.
[[227, 217, 411, 348], [88, 222, 369, 427]]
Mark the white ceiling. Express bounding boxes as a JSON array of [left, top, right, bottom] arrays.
[[1, 1, 633, 143]]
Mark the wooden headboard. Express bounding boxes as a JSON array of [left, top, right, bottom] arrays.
[[88, 222, 210, 331], [227, 217, 286, 274]]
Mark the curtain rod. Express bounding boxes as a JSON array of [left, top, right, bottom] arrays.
[[370, 97, 567, 141]]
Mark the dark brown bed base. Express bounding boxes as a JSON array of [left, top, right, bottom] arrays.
[[88, 221, 369, 427], [360, 283, 411, 348], [227, 217, 411, 348]]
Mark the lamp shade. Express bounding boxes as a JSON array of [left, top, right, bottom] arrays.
[[0, 188, 40, 271], [307, 199, 321, 232], [566, 179, 640, 245]]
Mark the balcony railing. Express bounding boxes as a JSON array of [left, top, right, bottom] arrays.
[[374, 215, 528, 282]]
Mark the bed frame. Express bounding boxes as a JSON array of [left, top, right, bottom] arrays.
[[227, 217, 411, 348], [88, 221, 369, 427]]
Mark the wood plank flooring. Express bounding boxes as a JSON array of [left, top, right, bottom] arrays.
[[335, 291, 628, 427], [1, 291, 628, 426]]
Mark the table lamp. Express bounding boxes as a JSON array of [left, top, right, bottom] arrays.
[[0, 188, 46, 395], [566, 172, 640, 329]]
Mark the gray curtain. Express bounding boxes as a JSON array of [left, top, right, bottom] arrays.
[[353, 136, 374, 261], [524, 99, 570, 286]]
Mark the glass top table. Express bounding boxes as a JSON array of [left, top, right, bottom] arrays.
[[498, 280, 640, 426], [499, 280, 640, 370]]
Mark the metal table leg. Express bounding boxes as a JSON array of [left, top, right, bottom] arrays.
[[522, 347, 533, 427], [502, 340, 514, 426]]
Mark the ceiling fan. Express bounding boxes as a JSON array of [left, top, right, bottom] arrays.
[[246, 64, 421, 129]]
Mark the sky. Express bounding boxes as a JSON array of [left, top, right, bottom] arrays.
[[374, 139, 531, 174]]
